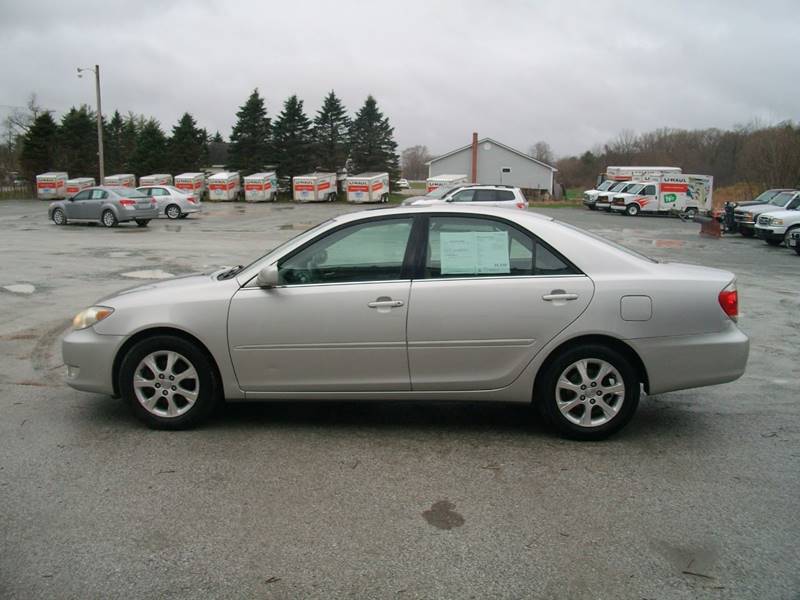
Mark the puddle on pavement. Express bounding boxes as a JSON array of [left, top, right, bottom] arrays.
[[165, 225, 182, 232], [422, 500, 465, 530], [3, 283, 36, 294]]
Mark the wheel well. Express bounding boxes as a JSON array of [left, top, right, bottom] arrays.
[[111, 327, 223, 397], [533, 334, 650, 397]]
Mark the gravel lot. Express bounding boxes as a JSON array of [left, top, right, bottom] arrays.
[[0, 200, 798, 599]]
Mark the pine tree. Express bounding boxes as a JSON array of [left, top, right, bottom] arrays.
[[348, 95, 399, 180], [19, 112, 59, 180], [119, 113, 139, 172], [58, 105, 98, 177], [228, 89, 270, 174], [312, 91, 350, 171], [104, 110, 125, 174], [129, 118, 168, 175], [168, 112, 207, 173], [211, 131, 224, 143], [273, 95, 313, 178]]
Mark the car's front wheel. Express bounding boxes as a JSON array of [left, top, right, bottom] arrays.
[[536, 344, 640, 440], [625, 203, 640, 217], [119, 335, 218, 429], [165, 204, 181, 219], [52, 208, 67, 225]]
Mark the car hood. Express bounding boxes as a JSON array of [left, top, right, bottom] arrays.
[[96, 268, 232, 304], [758, 209, 798, 220], [738, 204, 786, 215]]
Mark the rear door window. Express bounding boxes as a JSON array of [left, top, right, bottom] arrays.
[[473, 189, 496, 202], [495, 190, 516, 201]]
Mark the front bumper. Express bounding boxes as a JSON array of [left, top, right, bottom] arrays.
[[629, 322, 749, 395], [755, 225, 785, 240], [62, 327, 125, 395]]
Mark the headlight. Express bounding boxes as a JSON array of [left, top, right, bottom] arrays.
[[771, 218, 784, 225], [744, 212, 753, 220], [72, 306, 114, 330]]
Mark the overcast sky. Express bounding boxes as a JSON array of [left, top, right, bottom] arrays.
[[1, 0, 799, 158]]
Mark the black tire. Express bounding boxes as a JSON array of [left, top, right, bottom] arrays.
[[118, 335, 219, 430], [52, 208, 67, 225], [625, 203, 640, 217], [740, 228, 754, 238], [684, 207, 698, 219], [784, 227, 799, 247], [794, 246, 800, 256], [101, 209, 118, 228], [588, 205, 597, 211], [535, 344, 641, 441], [178, 213, 189, 219], [165, 204, 181, 219], [765, 237, 782, 246]]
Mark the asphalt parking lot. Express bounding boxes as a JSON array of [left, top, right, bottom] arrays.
[[1, 200, 798, 599]]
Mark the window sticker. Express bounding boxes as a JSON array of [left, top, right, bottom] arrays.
[[440, 231, 509, 275]]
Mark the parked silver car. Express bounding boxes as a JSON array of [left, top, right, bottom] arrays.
[[62, 206, 749, 439], [48, 186, 158, 227], [136, 185, 202, 219], [404, 185, 528, 209]]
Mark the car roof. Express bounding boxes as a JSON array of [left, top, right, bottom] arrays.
[[335, 204, 553, 223]]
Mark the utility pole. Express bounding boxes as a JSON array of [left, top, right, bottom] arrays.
[[78, 65, 105, 182]]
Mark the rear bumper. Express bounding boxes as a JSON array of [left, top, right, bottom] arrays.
[[62, 327, 124, 395], [629, 323, 749, 395], [120, 208, 159, 221]]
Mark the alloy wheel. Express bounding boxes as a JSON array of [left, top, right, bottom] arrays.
[[53, 209, 65, 225], [555, 358, 625, 428], [166, 205, 181, 219], [133, 350, 199, 418]]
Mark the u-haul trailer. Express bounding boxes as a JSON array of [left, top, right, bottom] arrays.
[[103, 174, 136, 188], [609, 174, 714, 217], [426, 173, 468, 193], [293, 172, 337, 202], [243, 172, 278, 202], [207, 172, 240, 201], [65, 177, 95, 198], [139, 173, 173, 186], [36, 172, 68, 199], [346, 172, 390, 203], [174, 172, 206, 198]]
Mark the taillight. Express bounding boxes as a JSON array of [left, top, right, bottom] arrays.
[[119, 199, 135, 206], [516, 202, 526, 209], [718, 282, 738, 321], [188, 196, 197, 204]]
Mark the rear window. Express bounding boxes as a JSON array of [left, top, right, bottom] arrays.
[[496, 190, 515, 201]]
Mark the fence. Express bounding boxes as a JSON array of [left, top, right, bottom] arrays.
[[0, 182, 35, 200]]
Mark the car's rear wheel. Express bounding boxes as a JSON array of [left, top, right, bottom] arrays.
[[52, 208, 67, 225], [119, 335, 218, 430], [536, 344, 640, 440], [625, 203, 640, 217], [135, 219, 150, 227], [101, 209, 117, 228], [684, 207, 698, 219], [165, 204, 181, 219]]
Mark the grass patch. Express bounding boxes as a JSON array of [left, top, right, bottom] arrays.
[[565, 188, 584, 201], [409, 181, 426, 190]]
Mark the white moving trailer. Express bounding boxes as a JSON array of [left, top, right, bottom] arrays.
[[609, 174, 714, 216], [293, 172, 337, 202], [104, 174, 136, 188], [426, 173, 468, 193], [346, 172, 390, 203], [243, 172, 278, 202], [603, 166, 682, 182], [207, 172, 241, 201], [139, 173, 173, 186], [65, 177, 95, 198], [36, 172, 68, 199], [174, 172, 206, 198]]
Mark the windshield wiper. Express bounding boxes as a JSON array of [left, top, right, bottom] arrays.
[[217, 265, 244, 280]]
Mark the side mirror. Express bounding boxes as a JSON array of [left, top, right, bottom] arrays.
[[256, 264, 279, 288]]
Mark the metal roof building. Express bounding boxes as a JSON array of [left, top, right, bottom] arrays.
[[427, 133, 557, 195]]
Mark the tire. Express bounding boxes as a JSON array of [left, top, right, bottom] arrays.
[[178, 213, 188, 219], [794, 246, 800, 256], [765, 237, 782, 246], [684, 207, 697, 219], [535, 344, 640, 441], [52, 208, 67, 225], [101, 209, 118, 228], [118, 335, 219, 430], [625, 203, 640, 217], [588, 205, 597, 211], [784, 227, 799, 247], [135, 219, 150, 227], [165, 204, 181, 219], [740, 228, 754, 238]]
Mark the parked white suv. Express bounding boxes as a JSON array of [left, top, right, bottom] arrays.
[[754, 202, 800, 246], [404, 185, 528, 209]]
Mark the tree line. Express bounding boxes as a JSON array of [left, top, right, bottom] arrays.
[[554, 122, 800, 192], [5, 90, 399, 184]]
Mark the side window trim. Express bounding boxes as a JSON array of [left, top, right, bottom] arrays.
[[414, 212, 583, 280]]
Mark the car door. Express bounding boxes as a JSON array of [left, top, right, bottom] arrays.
[[228, 216, 415, 392], [407, 215, 594, 391], [67, 189, 92, 219], [85, 189, 108, 220], [639, 184, 658, 211]]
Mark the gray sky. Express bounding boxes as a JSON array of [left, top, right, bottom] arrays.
[[1, 0, 798, 158]]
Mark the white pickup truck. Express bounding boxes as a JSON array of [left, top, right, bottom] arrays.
[[753, 192, 800, 246]]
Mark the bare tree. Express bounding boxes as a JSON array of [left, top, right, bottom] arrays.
[[3, 94, 42, 137], [401, 145, 432, 180], [529, 141, 554, 165]]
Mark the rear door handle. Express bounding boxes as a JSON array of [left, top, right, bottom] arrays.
[[368, 298, 404, 308], [542, 293, 578, 301]]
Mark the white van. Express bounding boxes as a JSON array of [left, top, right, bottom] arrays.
[[609, 174, 714, 216]]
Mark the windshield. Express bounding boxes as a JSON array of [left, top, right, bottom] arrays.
[[597, 180, 615, 191], [622, 184, 644, 194], [753, 189, 782, 203], [769, 192, 795, 206], [426, 185, 455, 199], [608, 182, 629, 192]]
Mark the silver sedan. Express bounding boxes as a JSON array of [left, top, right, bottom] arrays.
[[136, 185, 203, 219], [62, 206, 749, 439], [48, 186, 158, 227]]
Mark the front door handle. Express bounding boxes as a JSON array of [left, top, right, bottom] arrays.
[[368, 298, 404, 308], [542, 293, 578, 302]]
